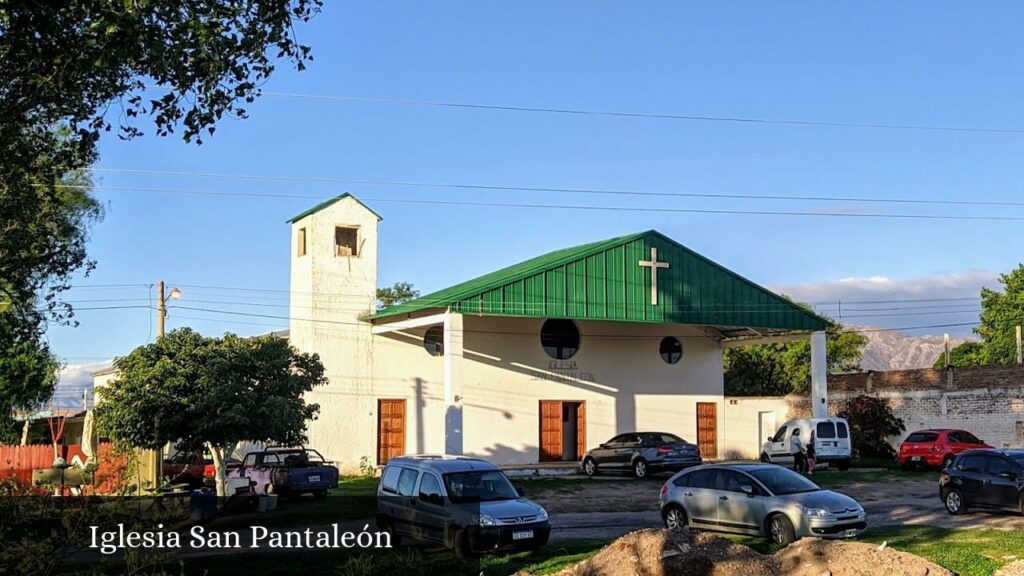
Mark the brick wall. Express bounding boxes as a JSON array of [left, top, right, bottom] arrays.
[[724, 365, 1024, 458]]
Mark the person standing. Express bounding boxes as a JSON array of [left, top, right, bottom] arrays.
[[790, 428, 806, 473], [806, 431, 817, 475]]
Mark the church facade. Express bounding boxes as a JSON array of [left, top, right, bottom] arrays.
[[287, 195, 830, 472]]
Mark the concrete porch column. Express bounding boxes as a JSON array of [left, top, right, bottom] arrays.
[[810, 331, 828, 418], [443, 311, 464, 454]]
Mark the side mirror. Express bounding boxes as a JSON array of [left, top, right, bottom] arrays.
[[740, 484, 755, 497], [766, 436, 773, 442]]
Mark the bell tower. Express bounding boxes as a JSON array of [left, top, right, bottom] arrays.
[[288, 194, 381, 463]]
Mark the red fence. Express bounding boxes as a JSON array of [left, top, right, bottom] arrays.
[[0, 442, 129, 494]]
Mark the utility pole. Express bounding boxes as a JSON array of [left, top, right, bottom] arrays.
[[1016, 325, 1022, 365], [157, 280, 166, 338], [943, 333, 950, 368]]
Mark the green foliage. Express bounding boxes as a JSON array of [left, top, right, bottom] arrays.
[[932, 340, 985, 369], [0, 1, 321, 430], [96, 328, 327, 456], [0, 313, 59, 443], [973, 263, 1024, 365], [836, 395, 905, 459], [724, 314, 867, 396], [376, 282, 420, 311]]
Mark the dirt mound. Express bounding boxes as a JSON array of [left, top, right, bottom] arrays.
[[776, 538, 953, 576], [540, 529, 954, 576], [547, 529, 775, 576], [996, 560, 1024, 576]]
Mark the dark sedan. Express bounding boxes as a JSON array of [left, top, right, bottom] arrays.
[[940, 449, 1024, 515], [582, 432, 702, 478]]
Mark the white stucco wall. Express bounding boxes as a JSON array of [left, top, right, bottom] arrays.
[[720, 397, 793, 460], [288, 197, 379, 467], [306, 313, 727, 472]]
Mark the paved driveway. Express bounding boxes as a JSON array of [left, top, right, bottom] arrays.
[[537, 476, 1024, 542]]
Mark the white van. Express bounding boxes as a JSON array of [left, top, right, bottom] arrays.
[[759, 418, 853, 470]]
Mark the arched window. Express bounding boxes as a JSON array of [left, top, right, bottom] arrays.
[[423, 326, 444, 356], [659, 337, 683, 364], [541, 319, 580, 360]]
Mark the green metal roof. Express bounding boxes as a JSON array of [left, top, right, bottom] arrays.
[[286, 193, 383, 223], [365, 230, 828, 331]]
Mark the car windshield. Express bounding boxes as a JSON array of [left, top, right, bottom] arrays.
[[443, 470, 519, 503], [749, 467, 821, 495]]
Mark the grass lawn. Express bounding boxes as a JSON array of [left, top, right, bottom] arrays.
[[97, 540, 606, 576], [860, 525, 1024, 576], [205, 476, 379, 531], [810, 467, 935, 488], [729, 525, 1023, 576]]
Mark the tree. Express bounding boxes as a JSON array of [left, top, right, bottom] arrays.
[[0, 2, 320, 424], [724, 317, 867, 396], [973, 264, 1024, 365], [836, 395, 905, 460], [932, 340, 985, 369], [95, 329, 327, 496], [376, 282, 420, 311]]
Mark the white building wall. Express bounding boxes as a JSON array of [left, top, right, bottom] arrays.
[[288, 197, 379, 466], [720, 397, 793, 460]]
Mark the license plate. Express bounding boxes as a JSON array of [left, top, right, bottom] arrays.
[[845, 529, 858, 537], [309, 474, 321, 482], [512, 530, 534, 541], [911, 456, 921, 462]]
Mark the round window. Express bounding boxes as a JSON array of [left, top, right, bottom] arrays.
[[423, 326, 444, 356], [660, 337, 683, 364], [540, 319, 580, 360]]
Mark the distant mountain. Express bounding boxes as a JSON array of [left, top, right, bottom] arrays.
[[852, 326, 972, 371]]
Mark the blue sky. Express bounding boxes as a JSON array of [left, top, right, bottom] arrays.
[[47, 1, 1024, 396]]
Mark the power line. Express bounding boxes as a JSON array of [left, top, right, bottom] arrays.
[[87, 168, 1024, 209], [58, 183, 1024, 222], [257, 91, 1024, 136]]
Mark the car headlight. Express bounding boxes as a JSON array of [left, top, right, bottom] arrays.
[[477, 513, 497, 526], [798, 505, 834, 518], [535, 508, 548, 522]]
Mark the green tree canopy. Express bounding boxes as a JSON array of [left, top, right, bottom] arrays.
[[0, 1, 320, 427], [724, 313, 867, 396], [974, 264, 1024, 365], [377, 282, 420, 311], [96, 328, 327, 495], [932, 340, 985, 369]]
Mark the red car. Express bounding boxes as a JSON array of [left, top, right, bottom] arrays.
[[898, 429, 992, 469]]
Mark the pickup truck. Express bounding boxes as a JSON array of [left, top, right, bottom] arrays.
[[229, 447, 339, 498]]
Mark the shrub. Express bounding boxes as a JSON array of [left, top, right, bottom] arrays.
[[837, 395, 905, 459]]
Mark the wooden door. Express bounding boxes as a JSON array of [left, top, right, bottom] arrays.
[[377, 399, 406, 465], [575, 403, 587, 460], [539, 401, 563, 462], [696, 402, 718, 460]]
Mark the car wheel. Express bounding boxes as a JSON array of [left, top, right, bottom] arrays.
[[759, 453, 770, 463], [582, 457, 597, 477], [453, 528, 476, 559], [663, 505, 688, 531], [767, 514, 796, 546], [313, 490, 327, 500], [632, 458, 648, 479], [944, 488, 966, 515], [377, 517, 402, 547]]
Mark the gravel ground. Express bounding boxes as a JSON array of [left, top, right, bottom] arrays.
[[541, 476, 1024, 542]]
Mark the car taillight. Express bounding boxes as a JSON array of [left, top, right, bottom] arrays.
[[660, 483, 669, 497], [658, 446, 673, 455]]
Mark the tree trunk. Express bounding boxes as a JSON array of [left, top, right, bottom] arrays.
[[20, 420, 29, 445], [206, 443, 227, 498]]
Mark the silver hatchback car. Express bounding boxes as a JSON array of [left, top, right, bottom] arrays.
[[659, 463, 866, 545]]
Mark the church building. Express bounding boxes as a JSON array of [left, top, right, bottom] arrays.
[[287, 194, 830, 472]]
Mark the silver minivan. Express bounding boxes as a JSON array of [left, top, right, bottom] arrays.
[[376, 455, 550, 557], [760, 417, 853, 470], [659, 463, 867, 545]]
